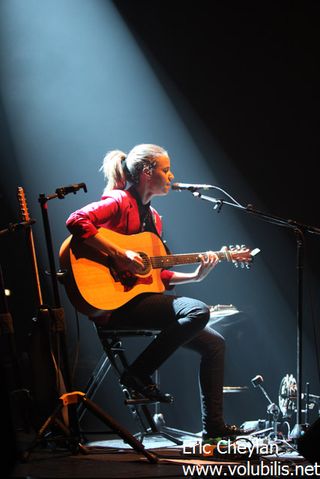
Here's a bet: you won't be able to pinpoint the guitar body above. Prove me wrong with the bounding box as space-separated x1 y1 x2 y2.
60 228 259 317
59 229 167 317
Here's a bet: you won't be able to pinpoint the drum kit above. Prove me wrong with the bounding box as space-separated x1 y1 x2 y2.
210 305 320 436
279 373 320 422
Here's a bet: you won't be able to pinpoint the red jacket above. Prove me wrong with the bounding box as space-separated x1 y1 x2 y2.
66 188 174 289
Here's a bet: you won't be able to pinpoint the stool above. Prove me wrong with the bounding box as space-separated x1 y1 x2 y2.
79 325 195 445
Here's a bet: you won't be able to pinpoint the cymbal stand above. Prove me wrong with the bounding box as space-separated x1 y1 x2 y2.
191 188 320 439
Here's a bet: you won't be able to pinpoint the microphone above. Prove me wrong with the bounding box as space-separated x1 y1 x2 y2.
55 182 87 199
171 182 216 191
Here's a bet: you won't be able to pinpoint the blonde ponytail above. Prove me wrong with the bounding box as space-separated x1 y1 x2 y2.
100 150 127 192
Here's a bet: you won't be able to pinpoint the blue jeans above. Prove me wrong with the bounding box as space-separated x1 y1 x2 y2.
107 293 226 435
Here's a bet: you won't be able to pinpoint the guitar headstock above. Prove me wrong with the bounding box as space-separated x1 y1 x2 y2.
226 244 260 269
17 186 30 222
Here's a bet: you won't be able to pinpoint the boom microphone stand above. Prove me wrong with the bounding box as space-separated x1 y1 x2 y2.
176 185 320 439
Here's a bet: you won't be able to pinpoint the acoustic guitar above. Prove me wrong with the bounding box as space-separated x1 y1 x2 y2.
59 228 260 317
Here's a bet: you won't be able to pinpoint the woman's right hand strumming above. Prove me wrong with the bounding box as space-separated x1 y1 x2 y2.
111 248 144 274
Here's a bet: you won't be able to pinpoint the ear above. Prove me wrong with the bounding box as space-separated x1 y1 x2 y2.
142 166 152 179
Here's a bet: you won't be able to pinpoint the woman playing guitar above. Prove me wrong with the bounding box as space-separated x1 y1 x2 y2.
65 143 246 444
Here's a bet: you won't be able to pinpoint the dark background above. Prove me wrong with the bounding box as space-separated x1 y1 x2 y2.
1 0 319 443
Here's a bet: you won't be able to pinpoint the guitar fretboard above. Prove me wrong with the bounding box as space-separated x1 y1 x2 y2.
150 251 232 269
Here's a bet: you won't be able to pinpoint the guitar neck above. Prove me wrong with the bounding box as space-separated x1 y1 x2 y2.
151 250 232 269
17 187 43 306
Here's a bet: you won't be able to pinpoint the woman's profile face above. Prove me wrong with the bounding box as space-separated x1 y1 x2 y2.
148 155 174 196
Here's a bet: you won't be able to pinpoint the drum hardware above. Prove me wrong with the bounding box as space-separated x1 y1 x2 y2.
240 420 275 438
278 374 320 430
251 374 281 438
223 386 248 394
211 306 248 419
247 373 319 440
278 374 297 420
208 304 240 327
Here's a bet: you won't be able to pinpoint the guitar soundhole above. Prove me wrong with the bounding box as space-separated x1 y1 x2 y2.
108 251 151 287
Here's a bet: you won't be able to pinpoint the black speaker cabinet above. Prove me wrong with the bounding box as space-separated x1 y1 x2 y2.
297 418 320 464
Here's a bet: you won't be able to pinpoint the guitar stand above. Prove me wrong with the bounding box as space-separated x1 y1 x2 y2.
22 391 158 464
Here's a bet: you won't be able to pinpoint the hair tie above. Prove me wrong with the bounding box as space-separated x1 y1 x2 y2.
121 157 133 181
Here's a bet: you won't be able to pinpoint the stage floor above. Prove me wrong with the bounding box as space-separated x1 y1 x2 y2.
12 430 313 479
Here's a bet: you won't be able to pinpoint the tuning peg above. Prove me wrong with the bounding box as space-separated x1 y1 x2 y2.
245 263 251 269
233 261 239 268
251 248 261 257
229 244 235 250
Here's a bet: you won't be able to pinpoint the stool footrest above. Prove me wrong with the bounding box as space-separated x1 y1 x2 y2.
125 397 158 405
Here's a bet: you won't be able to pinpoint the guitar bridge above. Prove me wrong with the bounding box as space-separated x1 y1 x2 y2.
108 264 138 290
118 270 138 288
